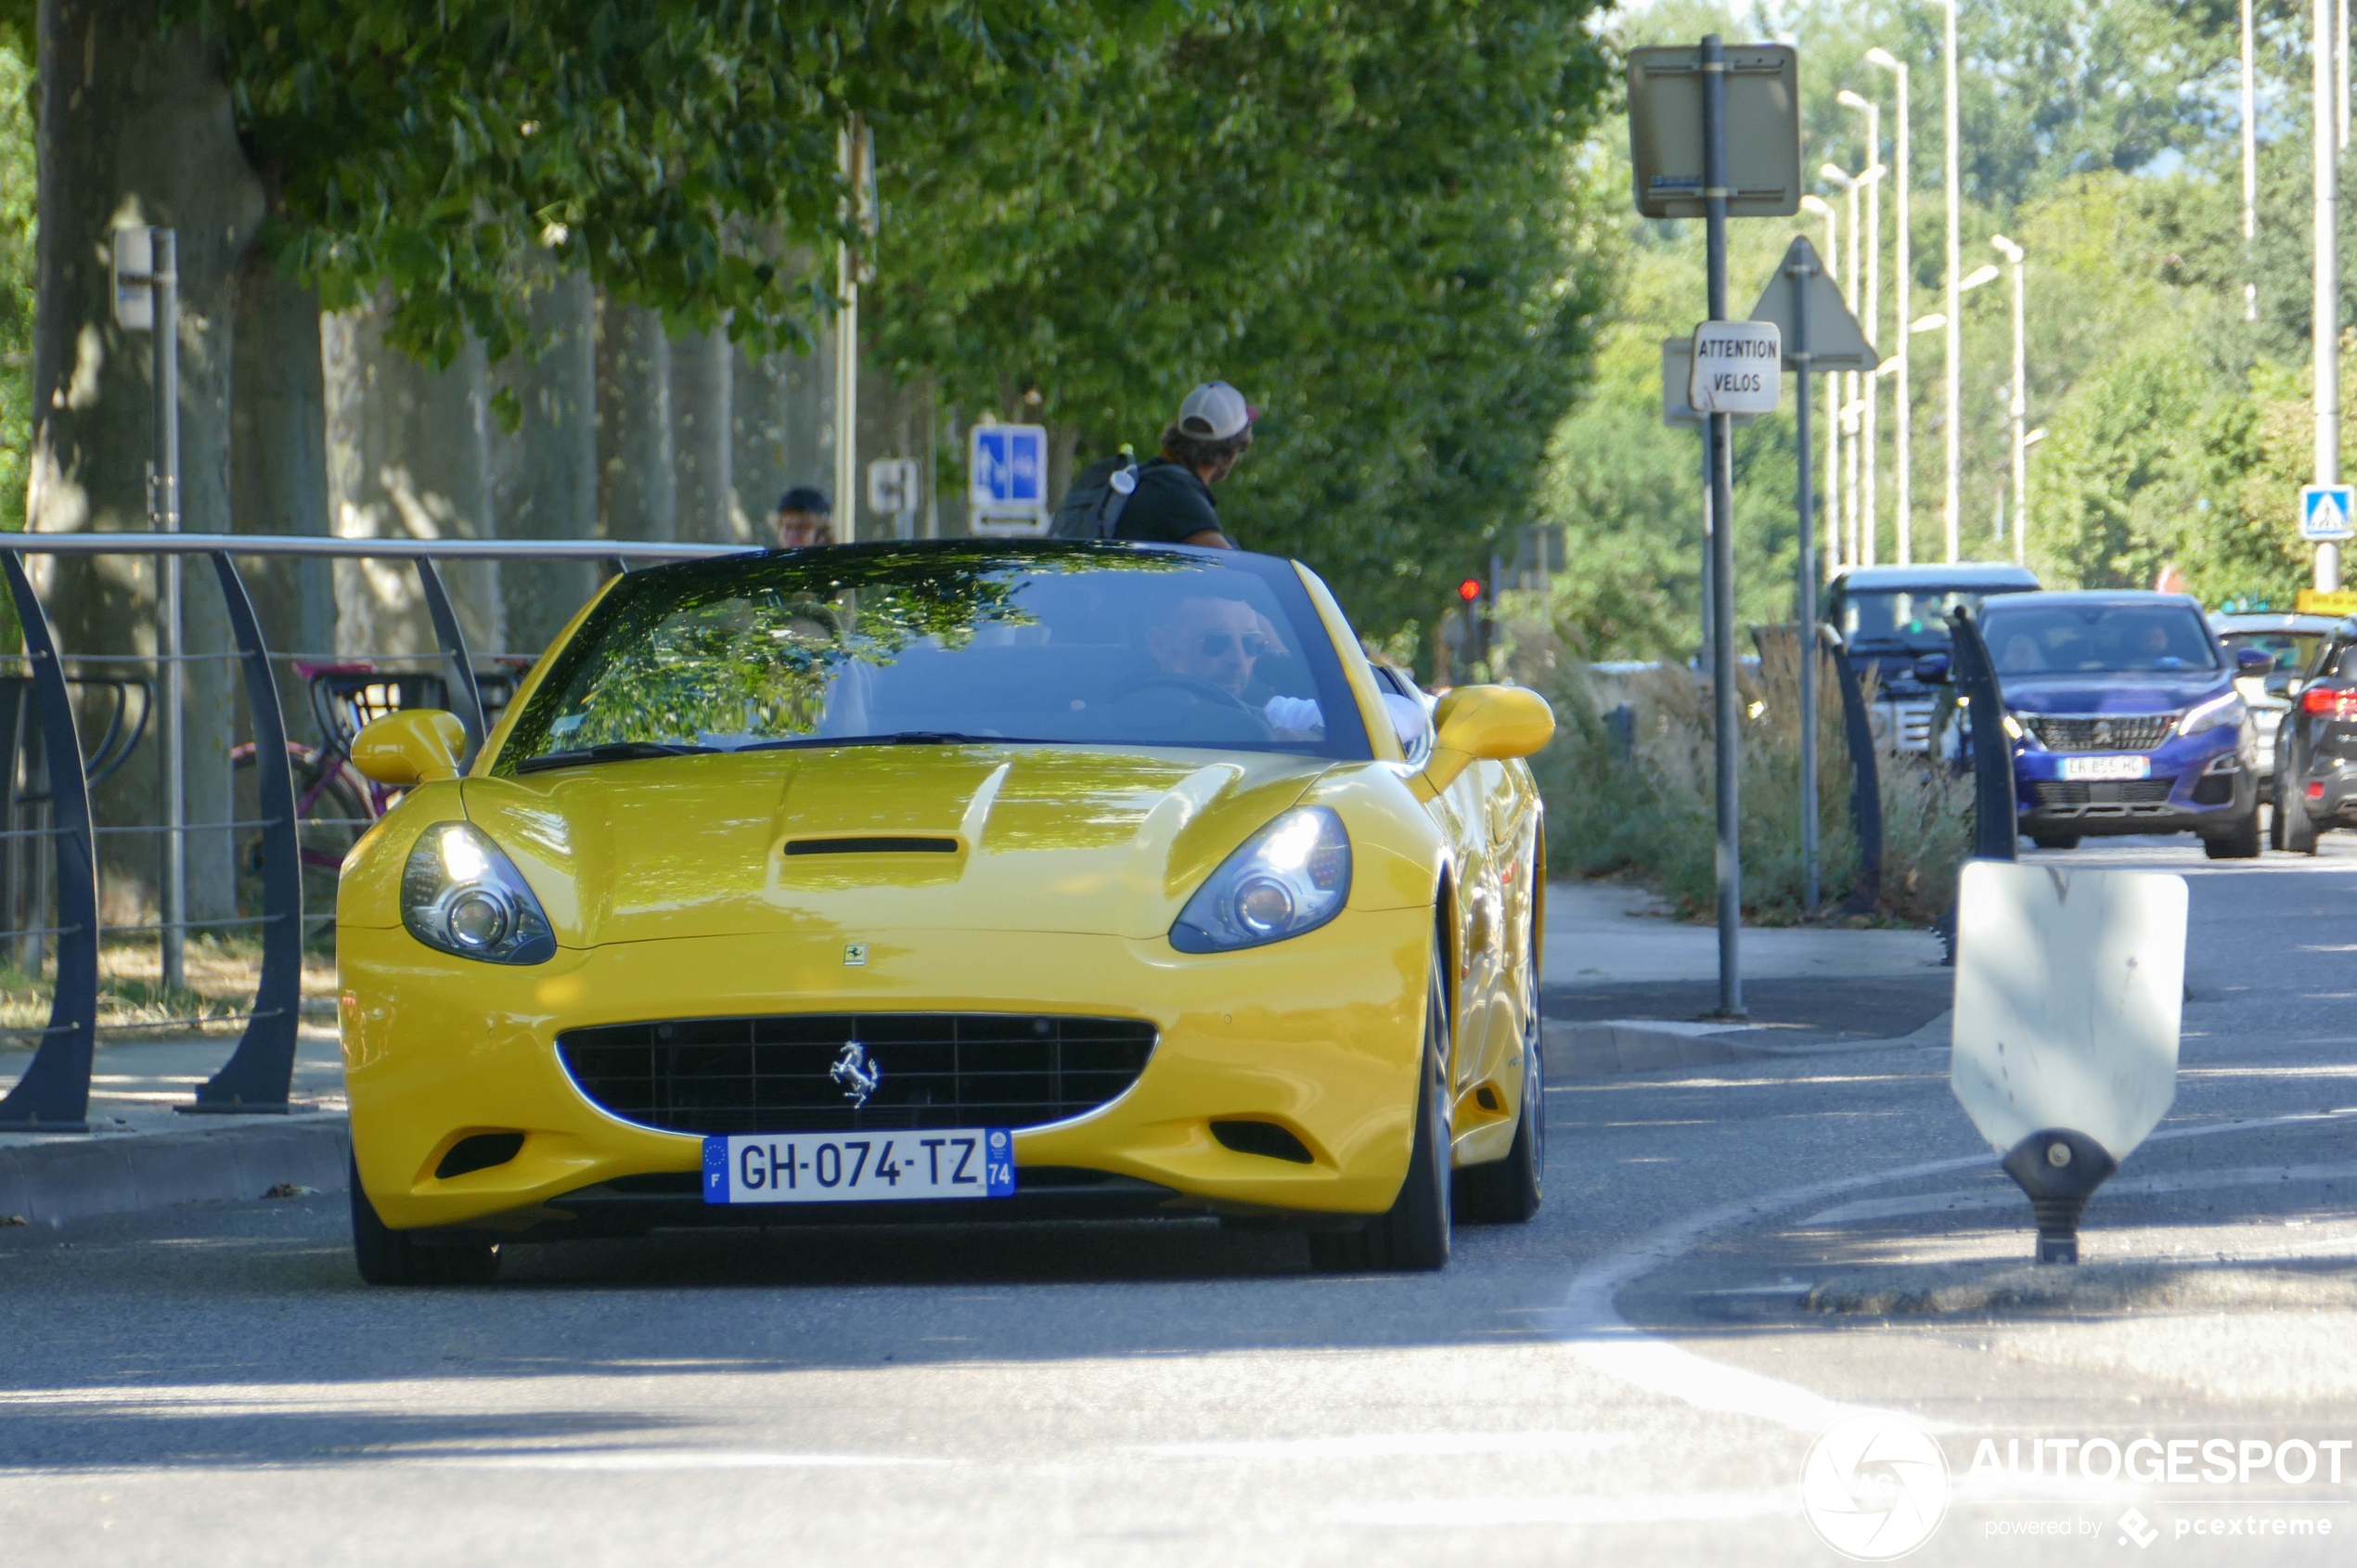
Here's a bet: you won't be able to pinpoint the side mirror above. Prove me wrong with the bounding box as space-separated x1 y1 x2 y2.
2236 648 2276 674
1912 653 1952 684
1421 685 1554 794
351 710 468 788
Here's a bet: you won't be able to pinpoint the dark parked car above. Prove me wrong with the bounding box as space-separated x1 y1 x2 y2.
2208 610 2357 789
1971 592 2266 857
2267 636 2357 853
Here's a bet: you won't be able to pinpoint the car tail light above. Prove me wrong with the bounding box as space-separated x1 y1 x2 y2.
2300 687 2357 718
2310 781 2328 800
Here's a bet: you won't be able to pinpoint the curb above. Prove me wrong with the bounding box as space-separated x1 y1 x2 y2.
0 1117 350 1227
1544 1012 1952 1079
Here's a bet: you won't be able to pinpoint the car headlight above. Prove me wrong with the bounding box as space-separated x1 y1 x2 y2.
401 821 558 965
2179 692 2246 737
1169 806 1352 954
2003 711 2033 744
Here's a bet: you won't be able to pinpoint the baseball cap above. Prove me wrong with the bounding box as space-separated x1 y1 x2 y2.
776 485 831 515
1176 381 1259 442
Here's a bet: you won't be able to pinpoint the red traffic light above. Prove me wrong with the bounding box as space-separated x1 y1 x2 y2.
1457 579 1482 603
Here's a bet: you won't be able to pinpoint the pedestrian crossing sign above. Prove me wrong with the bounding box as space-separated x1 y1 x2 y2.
2301 483 2355 541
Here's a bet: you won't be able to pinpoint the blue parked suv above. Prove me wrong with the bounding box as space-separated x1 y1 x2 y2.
1975 592 2266 857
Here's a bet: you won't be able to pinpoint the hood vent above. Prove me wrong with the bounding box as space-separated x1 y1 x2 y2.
784 836 960 856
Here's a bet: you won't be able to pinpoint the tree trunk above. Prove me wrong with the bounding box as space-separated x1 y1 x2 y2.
489 266 598 655
229 251 334 670
322 300 500 663
669 327 736 543
731 344 790 539
594 294 674 542
30 0 264 930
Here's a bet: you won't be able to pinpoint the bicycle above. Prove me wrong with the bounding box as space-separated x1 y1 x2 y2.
232 659 531 933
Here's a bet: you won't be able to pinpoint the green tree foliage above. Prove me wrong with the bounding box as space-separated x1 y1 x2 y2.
867 0 1617 636
191 0 1157 366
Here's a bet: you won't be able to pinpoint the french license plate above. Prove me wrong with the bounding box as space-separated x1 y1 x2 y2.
702 1129 1015 1205
2059 754 2151 781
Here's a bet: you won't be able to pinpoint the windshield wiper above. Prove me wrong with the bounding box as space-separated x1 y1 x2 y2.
515 741 716 774
742 731 1039 752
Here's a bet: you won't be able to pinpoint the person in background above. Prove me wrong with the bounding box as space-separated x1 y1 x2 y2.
1114 381 1258 548
769 486 834 548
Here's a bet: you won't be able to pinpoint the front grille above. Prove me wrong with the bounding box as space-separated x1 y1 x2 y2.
2029 780 2177 816
2026 714 2176 752
557 1013 1157 1137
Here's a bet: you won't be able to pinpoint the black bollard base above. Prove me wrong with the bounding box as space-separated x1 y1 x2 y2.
2001 1129 2117 1266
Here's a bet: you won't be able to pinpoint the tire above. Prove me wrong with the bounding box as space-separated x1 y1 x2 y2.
1454 1033 1544 1225
350 1155 501 1286
1308 946 1452 1272
2279 770 2321 856
2270 798 2286 851
2202 813 2264 859
2029 834 2080 851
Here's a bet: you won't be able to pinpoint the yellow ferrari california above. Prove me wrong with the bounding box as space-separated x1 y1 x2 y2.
337 540 1552 1283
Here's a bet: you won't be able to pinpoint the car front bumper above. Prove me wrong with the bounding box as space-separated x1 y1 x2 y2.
341 909 1435 1234
2012 727 2255 837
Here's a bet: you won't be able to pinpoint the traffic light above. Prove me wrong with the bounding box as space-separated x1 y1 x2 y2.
1457 578 1483 604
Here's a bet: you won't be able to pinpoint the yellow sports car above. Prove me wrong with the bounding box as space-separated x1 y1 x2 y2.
337 541 1552 1282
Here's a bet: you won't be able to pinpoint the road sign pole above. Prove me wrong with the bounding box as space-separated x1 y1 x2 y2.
1704 33 1743 1018
1793 246 1819 919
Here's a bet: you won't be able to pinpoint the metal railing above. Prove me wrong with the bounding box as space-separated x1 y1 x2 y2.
0 533 748 1133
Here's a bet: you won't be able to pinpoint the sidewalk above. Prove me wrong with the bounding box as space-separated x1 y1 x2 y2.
1540 879 1951 1076
0 1028 349 1225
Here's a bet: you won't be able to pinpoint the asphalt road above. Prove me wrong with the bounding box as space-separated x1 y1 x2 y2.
6 840 2357 1565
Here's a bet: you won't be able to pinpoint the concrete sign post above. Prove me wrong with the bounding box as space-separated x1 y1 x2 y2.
1951 860 2188 1263
1629 35 1798 1020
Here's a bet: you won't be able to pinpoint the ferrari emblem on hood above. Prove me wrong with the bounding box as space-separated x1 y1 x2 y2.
831 1041 881 1108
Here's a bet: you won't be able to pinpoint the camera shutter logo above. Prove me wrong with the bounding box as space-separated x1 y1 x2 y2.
1799 1413 1949 1561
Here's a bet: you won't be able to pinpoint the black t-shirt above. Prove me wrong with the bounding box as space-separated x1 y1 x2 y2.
1114 459 1228 546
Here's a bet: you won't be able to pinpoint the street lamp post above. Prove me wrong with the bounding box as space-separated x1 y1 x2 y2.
1866 47 1913 562
2321 0 2345 592
2243 0 2258 321
1939 0 1963 562
1803 192 1842 577
1822 161 1865 569
1992 236 2027 567
1839 90 1883 566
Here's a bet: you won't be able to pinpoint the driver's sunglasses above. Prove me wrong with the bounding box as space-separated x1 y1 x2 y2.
1201 632 1269 659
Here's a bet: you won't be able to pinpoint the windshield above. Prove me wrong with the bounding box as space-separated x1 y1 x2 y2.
2218 630 2328 678
496 544 1371 769
1838 588 2028 650
1982 603 2221 676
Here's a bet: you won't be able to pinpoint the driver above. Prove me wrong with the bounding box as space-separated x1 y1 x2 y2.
1143 594 1322 739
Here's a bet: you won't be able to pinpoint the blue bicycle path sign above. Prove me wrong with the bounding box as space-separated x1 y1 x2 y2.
2301 483 2355 542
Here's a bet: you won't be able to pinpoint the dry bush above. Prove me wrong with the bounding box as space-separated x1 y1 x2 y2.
1493 593 1967 926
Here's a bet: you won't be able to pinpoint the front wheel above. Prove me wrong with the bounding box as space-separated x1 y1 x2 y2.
2202 812 2263 859
351 1156 501 1286
2279 771 2321 855
1308 946 1452 1272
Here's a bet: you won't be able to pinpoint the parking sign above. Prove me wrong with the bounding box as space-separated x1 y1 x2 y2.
2301 483 2355 541
970 424 1049 534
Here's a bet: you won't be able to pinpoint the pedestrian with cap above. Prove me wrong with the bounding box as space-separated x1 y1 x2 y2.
1112 381 1258 548
769 486 834 549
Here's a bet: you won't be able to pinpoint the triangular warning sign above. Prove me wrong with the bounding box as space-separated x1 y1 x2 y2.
1747 237 1881 371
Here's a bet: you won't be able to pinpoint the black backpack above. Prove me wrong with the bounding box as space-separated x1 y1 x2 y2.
1050 448 1140 539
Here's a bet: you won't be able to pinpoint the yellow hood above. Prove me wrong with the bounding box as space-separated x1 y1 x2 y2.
458 745 1330 948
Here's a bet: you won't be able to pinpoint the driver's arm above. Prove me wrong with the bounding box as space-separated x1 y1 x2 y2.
1182 529 1234 548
